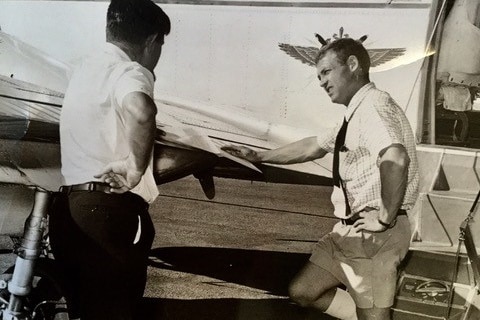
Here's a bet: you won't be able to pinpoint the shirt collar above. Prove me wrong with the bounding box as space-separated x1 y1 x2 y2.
103 42 156 82
344 82 375 121
103 42 132 62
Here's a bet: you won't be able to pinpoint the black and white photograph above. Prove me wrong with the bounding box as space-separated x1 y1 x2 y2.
0 0 480 319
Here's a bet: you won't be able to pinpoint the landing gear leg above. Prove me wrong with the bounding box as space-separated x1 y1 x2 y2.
1 188 68 320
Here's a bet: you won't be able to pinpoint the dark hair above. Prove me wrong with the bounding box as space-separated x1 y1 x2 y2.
106 0 171 46
315 38 370 78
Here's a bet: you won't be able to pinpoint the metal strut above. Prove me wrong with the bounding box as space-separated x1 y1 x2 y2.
2 188 51 320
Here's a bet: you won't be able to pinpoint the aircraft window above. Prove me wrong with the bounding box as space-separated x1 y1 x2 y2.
434 87 480 148
429 0 480 149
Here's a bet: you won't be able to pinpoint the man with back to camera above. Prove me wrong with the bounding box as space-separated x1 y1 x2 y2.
222 37 419 320
48 0 170 319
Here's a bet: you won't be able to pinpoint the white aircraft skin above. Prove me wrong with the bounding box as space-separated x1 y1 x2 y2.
0 0 431 184
0 0 431 132
2 0 480 258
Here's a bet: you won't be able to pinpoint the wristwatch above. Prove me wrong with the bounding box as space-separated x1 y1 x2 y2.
377 218 396 229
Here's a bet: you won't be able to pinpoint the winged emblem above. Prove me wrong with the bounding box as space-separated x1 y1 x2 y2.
278 28 405 68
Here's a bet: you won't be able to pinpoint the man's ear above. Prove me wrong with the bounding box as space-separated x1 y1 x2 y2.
145 33 159 47
346 55 360 73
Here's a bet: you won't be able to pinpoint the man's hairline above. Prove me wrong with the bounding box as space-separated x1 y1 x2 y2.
315 49 350 70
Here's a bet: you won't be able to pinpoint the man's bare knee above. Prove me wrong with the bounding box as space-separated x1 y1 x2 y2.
288 262 339 309
288 277 319 307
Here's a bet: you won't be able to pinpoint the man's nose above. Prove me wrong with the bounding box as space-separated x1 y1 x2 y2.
319 77 327 88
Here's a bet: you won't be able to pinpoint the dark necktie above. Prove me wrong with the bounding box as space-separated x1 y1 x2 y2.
333 118 351 215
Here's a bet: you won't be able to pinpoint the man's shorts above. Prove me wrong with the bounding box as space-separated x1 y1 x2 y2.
310 215 411 309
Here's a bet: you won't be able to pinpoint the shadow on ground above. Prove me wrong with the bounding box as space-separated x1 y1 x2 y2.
139 297 331 320
149 247 310 296
140 247 334 320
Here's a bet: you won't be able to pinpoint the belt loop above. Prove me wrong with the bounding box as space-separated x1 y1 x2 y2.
88 183 94 191
59 186 71 195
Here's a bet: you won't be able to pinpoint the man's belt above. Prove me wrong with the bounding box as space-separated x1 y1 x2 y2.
341 209 407 226
60 182 111 194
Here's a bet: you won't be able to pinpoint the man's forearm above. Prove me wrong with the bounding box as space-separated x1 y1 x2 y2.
258 136 327 164
379 145 409 224
126 116 155 174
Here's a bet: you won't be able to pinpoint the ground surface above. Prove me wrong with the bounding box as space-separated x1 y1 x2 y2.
1 177 337 319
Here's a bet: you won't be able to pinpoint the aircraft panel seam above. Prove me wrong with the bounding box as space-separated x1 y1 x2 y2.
154 1 430 9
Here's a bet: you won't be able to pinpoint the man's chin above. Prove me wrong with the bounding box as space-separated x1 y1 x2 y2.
329 95 345 105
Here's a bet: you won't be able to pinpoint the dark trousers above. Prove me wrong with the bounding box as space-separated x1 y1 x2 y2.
49 190 155 320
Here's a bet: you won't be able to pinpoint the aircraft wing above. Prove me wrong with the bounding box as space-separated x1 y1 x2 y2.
0 76 332 195
0 29 333 198
0 75 62 140
0 74 63 189
155 97 333 188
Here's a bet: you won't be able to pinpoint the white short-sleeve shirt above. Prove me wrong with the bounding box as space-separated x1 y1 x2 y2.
60 43 159 203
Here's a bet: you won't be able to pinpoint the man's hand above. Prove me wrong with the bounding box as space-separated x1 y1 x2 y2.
352 210 388 233
221 145 262 162
94 159 143 194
